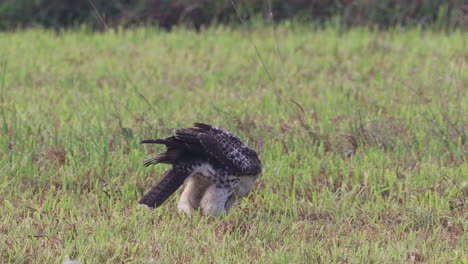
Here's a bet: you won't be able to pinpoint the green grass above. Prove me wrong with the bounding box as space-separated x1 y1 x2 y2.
0 25 466 263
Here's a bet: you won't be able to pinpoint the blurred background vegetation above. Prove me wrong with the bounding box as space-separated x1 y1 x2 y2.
0 0 466 31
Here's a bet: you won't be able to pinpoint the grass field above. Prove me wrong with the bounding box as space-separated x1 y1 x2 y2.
0 25 466 263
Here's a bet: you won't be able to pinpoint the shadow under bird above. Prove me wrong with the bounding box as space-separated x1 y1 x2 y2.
139 123 262 216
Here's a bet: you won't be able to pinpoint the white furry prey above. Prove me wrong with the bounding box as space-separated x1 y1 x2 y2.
178 174 210 214
177 163 217 214
178 164 257 215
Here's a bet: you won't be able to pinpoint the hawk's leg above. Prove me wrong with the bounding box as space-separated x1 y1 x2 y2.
178 174 210 214
224 194 236 212
201 179 240 216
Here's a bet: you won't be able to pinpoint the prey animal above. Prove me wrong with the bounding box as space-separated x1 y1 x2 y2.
139 123 262 216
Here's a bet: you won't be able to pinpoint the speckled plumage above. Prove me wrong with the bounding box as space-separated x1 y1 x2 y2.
139 123 262 215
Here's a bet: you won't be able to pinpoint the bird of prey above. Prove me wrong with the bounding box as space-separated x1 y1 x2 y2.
139 123 262 216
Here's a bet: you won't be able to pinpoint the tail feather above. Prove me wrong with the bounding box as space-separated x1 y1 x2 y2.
141 136 183 167
140 137 174 145
139 168 189 208
143 156 162 167
142 150 179 166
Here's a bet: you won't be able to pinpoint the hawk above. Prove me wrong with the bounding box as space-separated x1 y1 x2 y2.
139 123 262 216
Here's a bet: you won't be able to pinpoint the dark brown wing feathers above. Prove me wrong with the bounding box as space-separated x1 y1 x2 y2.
173 128 201 143
193 122 213 131
175 123 261 175
139 168 189 208
141 123 262 174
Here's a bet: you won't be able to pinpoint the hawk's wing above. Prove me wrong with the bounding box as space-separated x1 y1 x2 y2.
174 123 262 175
139 168 190 208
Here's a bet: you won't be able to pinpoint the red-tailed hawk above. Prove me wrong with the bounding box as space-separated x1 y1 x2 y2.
139 123 262 216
